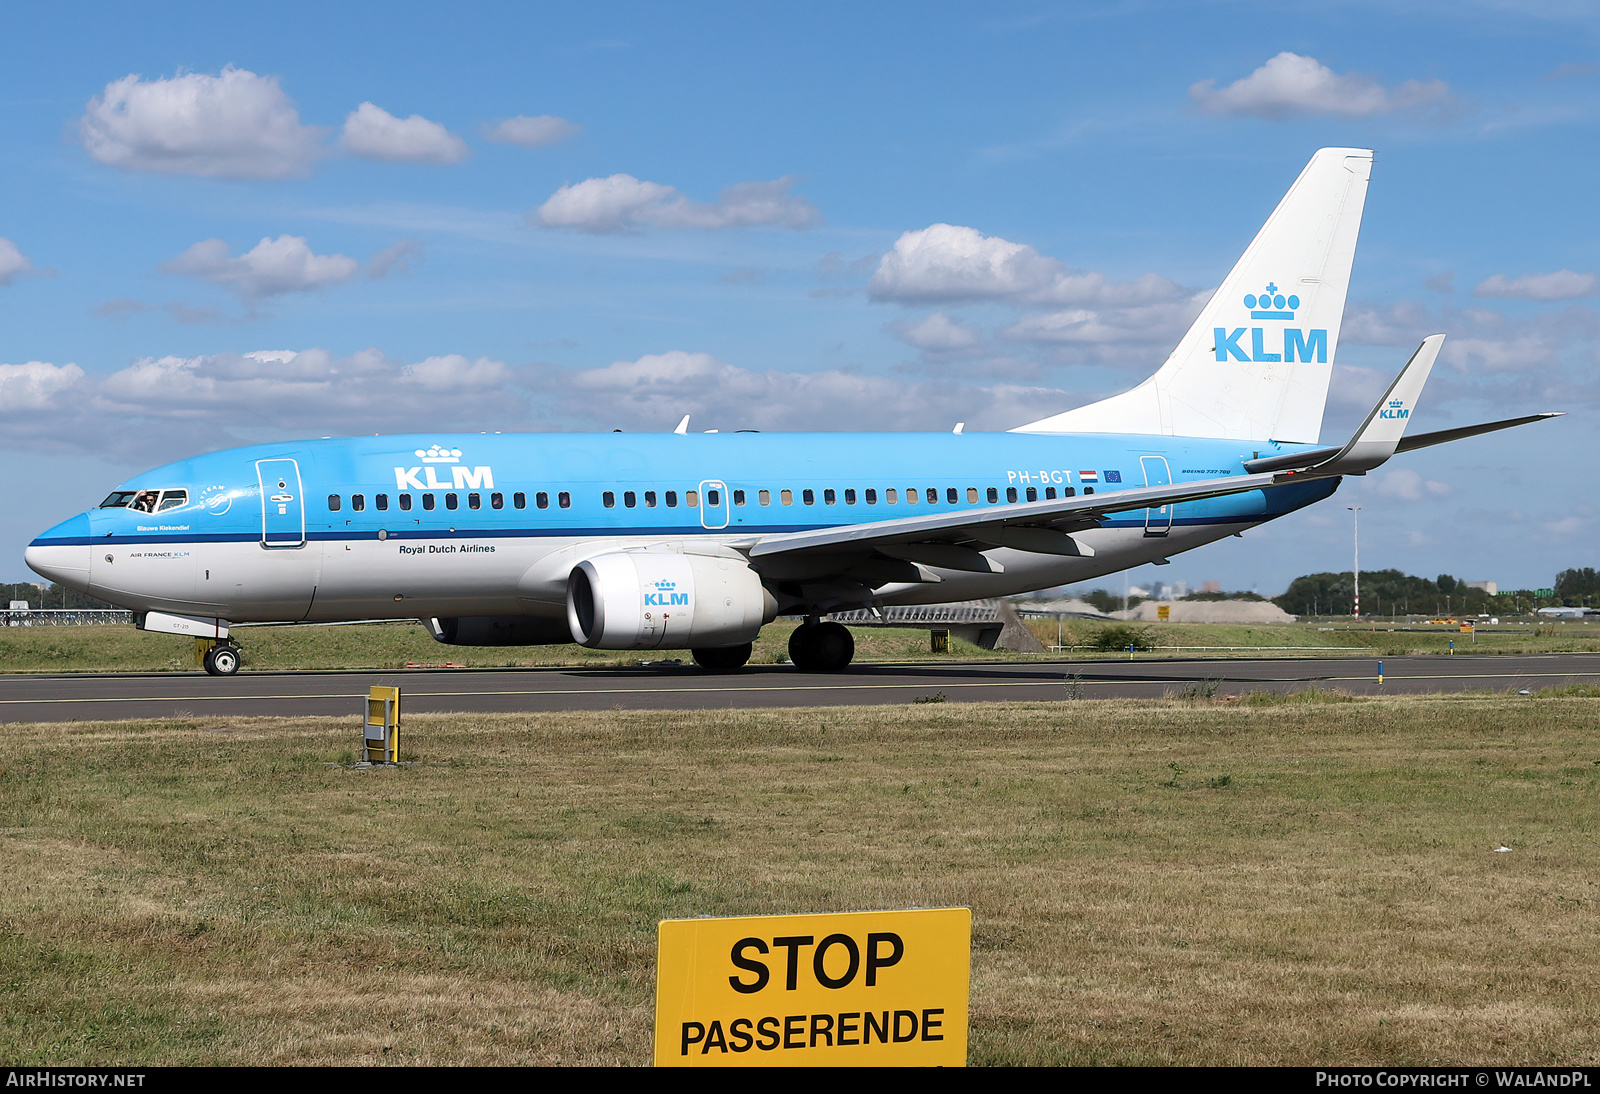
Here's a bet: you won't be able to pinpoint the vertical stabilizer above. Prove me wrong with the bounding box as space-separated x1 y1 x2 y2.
1012 148 1372 442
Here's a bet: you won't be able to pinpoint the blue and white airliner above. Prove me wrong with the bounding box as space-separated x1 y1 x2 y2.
25 148 1556 675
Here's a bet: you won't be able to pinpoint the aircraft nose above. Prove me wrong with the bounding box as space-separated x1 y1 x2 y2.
25 513 94 592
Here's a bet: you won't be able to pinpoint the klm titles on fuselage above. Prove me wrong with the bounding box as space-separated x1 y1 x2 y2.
1215 283 1327 364
392 446 494 492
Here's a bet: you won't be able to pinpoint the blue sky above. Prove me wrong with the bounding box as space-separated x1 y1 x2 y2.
2 1 1596 595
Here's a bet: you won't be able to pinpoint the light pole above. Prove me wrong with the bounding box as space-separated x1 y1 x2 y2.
1348 506 1361 620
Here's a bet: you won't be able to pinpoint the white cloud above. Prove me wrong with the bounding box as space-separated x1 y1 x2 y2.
534 175 818 233
889 312 982 351
1001 296 1205 349
339 102 469 164
367 240 421 279
1474 270 1596 301
2 344 1092 461
0 238 36 285
1189 52 1454 121
161 236 361 300
1375 468 1452 501
0 361 83 413
867 223 1181 307
78 67 324 179
484 114 580 147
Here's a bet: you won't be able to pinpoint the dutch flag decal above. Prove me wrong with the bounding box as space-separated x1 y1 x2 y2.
1078 470 1099 484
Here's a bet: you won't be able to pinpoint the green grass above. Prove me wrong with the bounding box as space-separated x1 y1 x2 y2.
2 694 1598 1065
3 617 1598 674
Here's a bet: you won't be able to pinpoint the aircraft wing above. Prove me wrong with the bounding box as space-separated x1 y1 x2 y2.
1245 336 1561 476
745 471 1284 571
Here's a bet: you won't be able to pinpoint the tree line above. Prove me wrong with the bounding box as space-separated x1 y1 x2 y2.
1273 568 1598 617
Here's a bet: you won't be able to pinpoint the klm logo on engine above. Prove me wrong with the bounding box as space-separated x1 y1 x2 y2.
1379 399 1410 420
644 579 690 607
1214 282 1326 363
393 444 495 491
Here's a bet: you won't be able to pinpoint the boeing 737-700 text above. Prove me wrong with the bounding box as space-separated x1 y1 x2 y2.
25 148 1558 675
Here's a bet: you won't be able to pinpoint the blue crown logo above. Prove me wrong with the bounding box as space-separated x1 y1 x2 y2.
654 580 676 591
1244 282 1299 320
1388 399 1404 408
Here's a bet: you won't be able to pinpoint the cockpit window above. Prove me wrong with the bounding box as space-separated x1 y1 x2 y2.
99 489 188 512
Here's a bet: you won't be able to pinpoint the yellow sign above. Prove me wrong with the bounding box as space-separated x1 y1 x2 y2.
1157 604 1171 621
1459 622 1474 633
654 907 970 1067
365 686 400 763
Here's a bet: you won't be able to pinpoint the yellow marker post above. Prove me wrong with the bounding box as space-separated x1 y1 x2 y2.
655 908 971 1067
365 685 400 763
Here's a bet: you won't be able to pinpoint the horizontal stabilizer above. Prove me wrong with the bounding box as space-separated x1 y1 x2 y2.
1396 413 1563 454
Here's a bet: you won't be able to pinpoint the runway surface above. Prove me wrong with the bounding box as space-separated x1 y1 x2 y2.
2 653 1597 722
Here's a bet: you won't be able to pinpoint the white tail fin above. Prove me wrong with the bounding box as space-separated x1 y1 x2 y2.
1013 147 1372 443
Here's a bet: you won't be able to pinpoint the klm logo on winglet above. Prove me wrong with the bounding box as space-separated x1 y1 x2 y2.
1379 399 1410 420
1215 281 1326 363
644 579 690 607
394 444 495 491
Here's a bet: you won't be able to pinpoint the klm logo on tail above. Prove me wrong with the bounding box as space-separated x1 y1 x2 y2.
1215 282 1327 364
1379 399 1410 420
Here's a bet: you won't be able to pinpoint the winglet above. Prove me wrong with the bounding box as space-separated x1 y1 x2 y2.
1304 334 1443 477
673 414 690 435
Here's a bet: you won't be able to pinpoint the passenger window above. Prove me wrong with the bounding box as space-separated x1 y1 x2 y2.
533 493 545 509
446 493 458 510
844 489 856 504
624 491 636 508
352 494 365 512
927 488 938 504
967 487 978 503
469 493 481 510
707 489 720 506
886 488 898 504
802 489 815 505
1045 487 1057 500
666 491 678 507
905 488 917 505
1064 487 1076 497
732 489 745 506
1083 487 1094 495
377 494 389 511
1026 487 1037 502
422 494 435 511
986 487 998 503
780 489 793 506
824 489 836 505
865 489 877 504
400 494 413 511
490 493 503 510
645 491 658 508
686 490 699 506
558 492 571 508
946 488 957 504
328 495 341 512
603 491 616 508
1006 488 1018 503
759 489 771 506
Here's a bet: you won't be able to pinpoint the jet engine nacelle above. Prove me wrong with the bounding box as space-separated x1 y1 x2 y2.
427 615 574 646
566 550 775 650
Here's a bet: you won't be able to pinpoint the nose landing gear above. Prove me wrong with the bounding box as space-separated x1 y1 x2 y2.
202 640 242 676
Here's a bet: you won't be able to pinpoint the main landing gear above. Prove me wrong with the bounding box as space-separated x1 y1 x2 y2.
202 640 242 677
692 642 753 672
788 621 854 672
